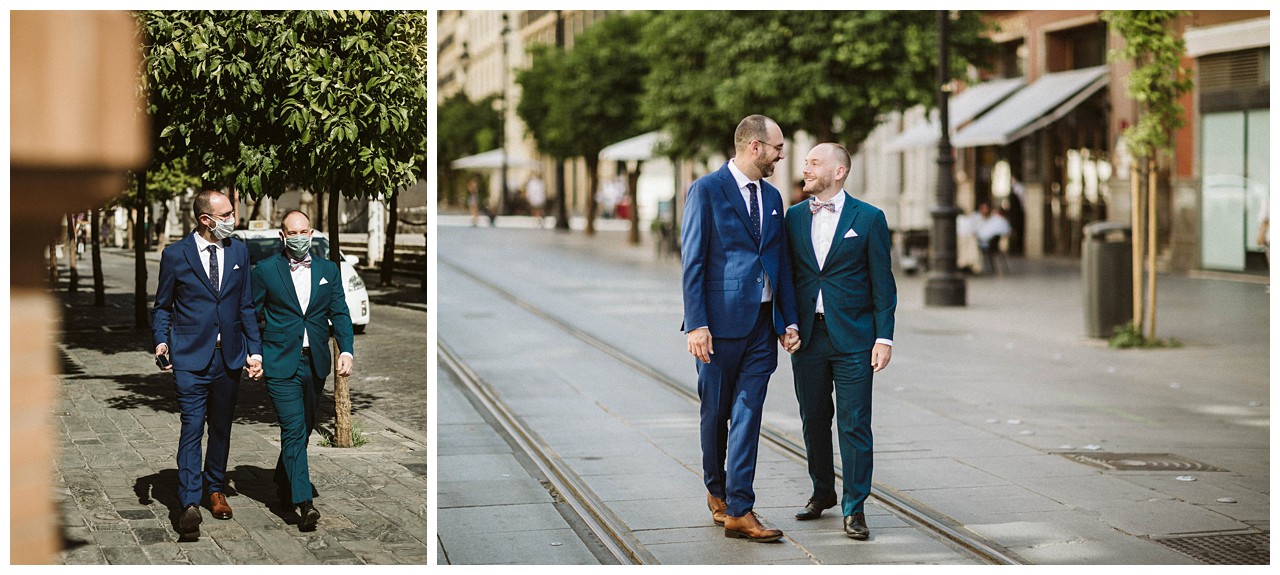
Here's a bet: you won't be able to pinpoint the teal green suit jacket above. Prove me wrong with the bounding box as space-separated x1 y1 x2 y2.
785 192 896 354
251 252 354 379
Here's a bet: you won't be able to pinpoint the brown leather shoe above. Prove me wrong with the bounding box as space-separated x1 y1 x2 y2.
724 511 783 542
209 492 233 520
706 493 728 526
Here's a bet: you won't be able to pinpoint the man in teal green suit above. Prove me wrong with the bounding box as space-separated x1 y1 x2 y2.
251 210 355 531
784 143 896 540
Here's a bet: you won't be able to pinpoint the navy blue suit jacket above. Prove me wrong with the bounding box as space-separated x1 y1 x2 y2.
681 163 797 338
152 234 262 372
785 192 896 354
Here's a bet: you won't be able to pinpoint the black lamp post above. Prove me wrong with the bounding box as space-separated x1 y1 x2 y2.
925 9 966 306
499 13 511 216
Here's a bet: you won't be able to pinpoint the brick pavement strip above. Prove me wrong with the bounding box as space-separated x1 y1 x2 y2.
54 303 427 565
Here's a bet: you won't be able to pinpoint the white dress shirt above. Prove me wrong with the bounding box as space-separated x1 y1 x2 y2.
810 191 892 348
726 161 773 303
290 255 353 359
192 233 225 344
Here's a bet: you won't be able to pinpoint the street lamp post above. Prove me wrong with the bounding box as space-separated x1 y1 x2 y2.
499 13 511 216
925 10 966 306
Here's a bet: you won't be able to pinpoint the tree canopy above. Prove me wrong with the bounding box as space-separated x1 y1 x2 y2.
1101 10 1193 159
640 11 996 158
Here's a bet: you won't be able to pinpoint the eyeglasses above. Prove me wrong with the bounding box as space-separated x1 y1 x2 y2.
202 210 234 220
755 139 784 154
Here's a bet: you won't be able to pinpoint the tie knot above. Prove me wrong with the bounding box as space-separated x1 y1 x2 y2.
809 198 837 214
206 245 218 253
746 182 758 194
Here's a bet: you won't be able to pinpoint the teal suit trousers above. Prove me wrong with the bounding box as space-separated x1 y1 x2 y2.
266 353 325 505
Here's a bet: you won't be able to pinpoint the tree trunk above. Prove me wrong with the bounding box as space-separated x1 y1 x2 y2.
1130 161 1142 332
554 159 570 231
627 161 643 245
1146 158 1158 340
328 188 353 448
66 214 79 293
92 208 105 307
586 157 600 236
315 189 326 232
135 174 149 329
380 192 399 287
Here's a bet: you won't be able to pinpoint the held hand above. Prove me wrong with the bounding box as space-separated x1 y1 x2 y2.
779 328 801 354
337 355 353 377
246 358 263 380
687 327 713 364
871 343 892 373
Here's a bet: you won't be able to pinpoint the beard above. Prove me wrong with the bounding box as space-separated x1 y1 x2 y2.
804 173 832 195
756 155 777 178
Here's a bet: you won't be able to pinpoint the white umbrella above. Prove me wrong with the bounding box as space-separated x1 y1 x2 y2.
450 148 541 171
599 131 669 162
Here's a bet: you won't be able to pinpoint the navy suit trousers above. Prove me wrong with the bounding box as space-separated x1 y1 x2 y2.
697 303 777 517
173 358 241 508
791 319 874 515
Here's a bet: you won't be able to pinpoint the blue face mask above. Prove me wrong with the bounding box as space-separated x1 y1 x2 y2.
284 234 312 260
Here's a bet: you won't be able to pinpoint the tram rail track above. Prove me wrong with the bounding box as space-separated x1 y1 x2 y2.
440 256 1028 565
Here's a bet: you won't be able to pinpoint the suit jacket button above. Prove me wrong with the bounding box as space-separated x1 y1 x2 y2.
757 277 762 283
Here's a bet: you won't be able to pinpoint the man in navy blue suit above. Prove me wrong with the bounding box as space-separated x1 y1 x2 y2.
785 143 896 540
681 114 799 542
153 189 262 540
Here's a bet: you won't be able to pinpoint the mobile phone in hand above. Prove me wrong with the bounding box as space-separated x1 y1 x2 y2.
155 354 172 370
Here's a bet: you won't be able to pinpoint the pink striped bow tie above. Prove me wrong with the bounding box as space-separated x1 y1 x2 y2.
290 257 312 271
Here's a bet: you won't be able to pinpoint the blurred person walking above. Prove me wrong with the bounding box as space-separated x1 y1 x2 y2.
681 114 799 543
152 189 263 540
784 143 896 540
252 210 355 531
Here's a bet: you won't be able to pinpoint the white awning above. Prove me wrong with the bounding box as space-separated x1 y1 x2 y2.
952 65 1109 148
449 148 541 171
884 77 1024 151
599 131 669 162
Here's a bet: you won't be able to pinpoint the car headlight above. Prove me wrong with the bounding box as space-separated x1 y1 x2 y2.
348 273 365 290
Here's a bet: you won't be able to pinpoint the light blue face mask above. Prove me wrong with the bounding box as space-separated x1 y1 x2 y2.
206 215 236 240
284 234 312 260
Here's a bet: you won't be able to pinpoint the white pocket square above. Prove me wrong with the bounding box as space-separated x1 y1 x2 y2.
844 229 859 238
319 278 329 285
771 209 778 216
233 264 241 270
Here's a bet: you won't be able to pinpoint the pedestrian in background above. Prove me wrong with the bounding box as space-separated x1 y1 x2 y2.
681 114 799 543
152 189 263 541
526 173 547 228
252 210 355 532
785 143 896 540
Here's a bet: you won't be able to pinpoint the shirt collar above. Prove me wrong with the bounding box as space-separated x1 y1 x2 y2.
193 232 219 251
726 160 757 192
812 190 849 212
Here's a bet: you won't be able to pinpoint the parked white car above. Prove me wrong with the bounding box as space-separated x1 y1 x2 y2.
231 229 370 333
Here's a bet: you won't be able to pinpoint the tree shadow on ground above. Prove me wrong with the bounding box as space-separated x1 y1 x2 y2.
91 369 379 428
58 291 157 357
132 468 189 538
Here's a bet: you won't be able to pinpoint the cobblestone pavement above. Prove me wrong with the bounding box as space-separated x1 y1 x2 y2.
52 255 427 565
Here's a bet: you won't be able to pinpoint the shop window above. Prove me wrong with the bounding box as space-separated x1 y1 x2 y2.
1045 22 1107 73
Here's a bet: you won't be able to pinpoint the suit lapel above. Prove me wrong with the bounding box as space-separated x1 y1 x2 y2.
823 193 861 269
274 255 304 314
183 236 218 297
715 166 756 247
795 204 821 271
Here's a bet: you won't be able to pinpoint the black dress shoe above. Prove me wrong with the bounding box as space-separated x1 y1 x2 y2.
178 504 202 540
298 501 320 532
844 512 869 540
795 496 838 521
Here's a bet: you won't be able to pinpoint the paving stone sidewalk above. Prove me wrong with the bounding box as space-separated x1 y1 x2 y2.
51 283 427 565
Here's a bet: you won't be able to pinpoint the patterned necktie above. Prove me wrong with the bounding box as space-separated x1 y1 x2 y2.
810 197 837 214
290 257 312 272
747 182 761 243
206 245 219 292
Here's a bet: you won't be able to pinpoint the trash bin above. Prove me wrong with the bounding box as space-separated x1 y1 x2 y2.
1082 222 1134 338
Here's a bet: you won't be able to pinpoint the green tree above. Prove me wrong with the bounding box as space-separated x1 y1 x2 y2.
517 11 652 235
138 9 428 447
437 92 501 206
641 11 995 157
1101 10 1193 343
